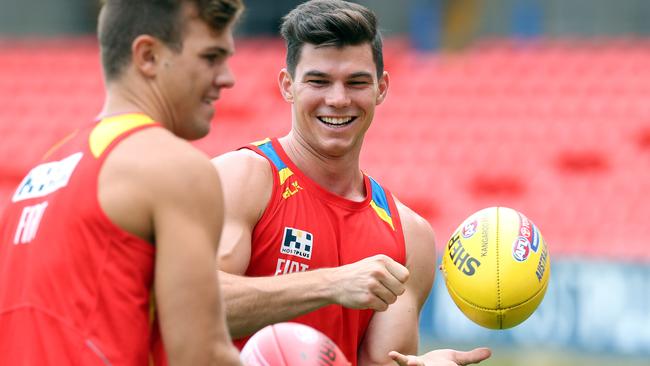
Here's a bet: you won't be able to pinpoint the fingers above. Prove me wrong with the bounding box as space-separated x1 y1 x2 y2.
388 351 408 365
383 256 410 283
368 281 396 311
370 254 409 297
371 256 409 308
378 269 406 297
389 351 421 366
454 348 492 365
335 255 410 310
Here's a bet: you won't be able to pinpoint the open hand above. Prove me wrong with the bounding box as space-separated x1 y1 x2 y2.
389 347 491 366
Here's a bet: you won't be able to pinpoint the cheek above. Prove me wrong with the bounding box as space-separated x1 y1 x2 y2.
358 91 380 109
295 91 320 112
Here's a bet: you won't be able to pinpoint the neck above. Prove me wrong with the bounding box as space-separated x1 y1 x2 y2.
278 133 366 201
99 74 172 128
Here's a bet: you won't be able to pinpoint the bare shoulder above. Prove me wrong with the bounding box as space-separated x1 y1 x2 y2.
110 127 219 193
394 196 436 248
393 196 437 301
99 127 221 240
211 148 273 221
211 148 274 272
211 148 272 187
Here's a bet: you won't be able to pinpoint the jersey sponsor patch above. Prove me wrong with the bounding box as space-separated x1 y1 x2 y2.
12 152 83 202
275 258 309 275
281 227 314 259
13 201 49 244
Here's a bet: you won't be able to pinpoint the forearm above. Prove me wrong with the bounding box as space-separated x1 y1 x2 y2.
157 261 242 365
358 297 420 366
220 270 335 338
208 281 243 366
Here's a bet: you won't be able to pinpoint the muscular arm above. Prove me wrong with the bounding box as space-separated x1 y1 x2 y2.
213 150 333 337
219 266 336 337
358 200 436 366
358 200 491 366
100 128 240 365
213 151 409 339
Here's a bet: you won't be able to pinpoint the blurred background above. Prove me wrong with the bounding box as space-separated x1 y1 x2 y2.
1 0 649 365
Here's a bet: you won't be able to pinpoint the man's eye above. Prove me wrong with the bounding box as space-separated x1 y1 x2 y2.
307 79 328 85
203 54 219 64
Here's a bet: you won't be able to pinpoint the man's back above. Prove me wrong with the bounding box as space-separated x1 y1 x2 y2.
0 114 161 365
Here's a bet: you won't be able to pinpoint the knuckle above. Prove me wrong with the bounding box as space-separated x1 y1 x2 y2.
370 268 384 278
361 293 374 306
403 271 410 281
374 254 388 263
367 279 381 291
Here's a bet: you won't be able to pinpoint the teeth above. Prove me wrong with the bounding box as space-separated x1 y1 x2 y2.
320 116 353 125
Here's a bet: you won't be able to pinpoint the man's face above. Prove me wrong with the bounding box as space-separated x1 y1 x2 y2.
157 5 236 140
280 42 388 157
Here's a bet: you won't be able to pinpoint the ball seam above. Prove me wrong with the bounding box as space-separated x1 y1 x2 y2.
270 325 289 365
496 207 502 328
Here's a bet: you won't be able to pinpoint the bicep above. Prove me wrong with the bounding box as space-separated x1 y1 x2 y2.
217 205 253 274
212 151 272 274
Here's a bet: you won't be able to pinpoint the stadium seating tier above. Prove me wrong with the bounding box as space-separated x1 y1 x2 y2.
1 37 648 261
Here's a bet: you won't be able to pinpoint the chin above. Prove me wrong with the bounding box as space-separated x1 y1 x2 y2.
317 139 353 157
179 120 211 141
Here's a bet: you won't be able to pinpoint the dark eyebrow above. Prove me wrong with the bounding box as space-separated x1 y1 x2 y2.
204 46 233 57
302 70 374 79
303 70 329 78
348 71 373 79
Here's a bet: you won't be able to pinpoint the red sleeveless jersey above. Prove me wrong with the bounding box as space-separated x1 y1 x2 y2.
0 114 164 365
235 138 406 365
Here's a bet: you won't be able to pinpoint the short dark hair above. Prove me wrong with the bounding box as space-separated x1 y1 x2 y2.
98 0 244 81
280 0 383 79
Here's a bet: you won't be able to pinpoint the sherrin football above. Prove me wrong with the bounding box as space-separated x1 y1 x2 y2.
441 207 550 329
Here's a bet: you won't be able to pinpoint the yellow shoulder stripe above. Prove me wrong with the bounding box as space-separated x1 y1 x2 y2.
279 167 294 185
370 200 395 231
252 137 272 146
89 114 155 158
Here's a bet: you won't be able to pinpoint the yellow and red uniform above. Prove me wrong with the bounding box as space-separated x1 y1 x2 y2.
0 114 163 365
234 138 406 365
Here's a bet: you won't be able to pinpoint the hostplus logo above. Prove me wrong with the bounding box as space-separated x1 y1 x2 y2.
281 227 313 259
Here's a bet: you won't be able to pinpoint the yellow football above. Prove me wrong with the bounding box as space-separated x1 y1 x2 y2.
441 207 550 329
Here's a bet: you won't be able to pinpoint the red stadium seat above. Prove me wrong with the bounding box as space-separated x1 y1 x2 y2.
1 37 649 260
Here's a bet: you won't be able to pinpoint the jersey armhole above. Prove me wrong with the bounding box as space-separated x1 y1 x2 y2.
239 145 282 233
91 118 163 247
385 190 407 266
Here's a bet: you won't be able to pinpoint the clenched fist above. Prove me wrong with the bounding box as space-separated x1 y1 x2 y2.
327 254 410 311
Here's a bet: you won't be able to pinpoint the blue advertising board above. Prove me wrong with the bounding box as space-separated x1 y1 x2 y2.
421 259 650 356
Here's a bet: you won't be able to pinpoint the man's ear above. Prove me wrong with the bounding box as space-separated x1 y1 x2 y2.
278 68 294 103
131 35 162 78
376 71 389 105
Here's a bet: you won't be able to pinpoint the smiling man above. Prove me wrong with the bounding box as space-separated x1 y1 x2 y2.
212 1 490 365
